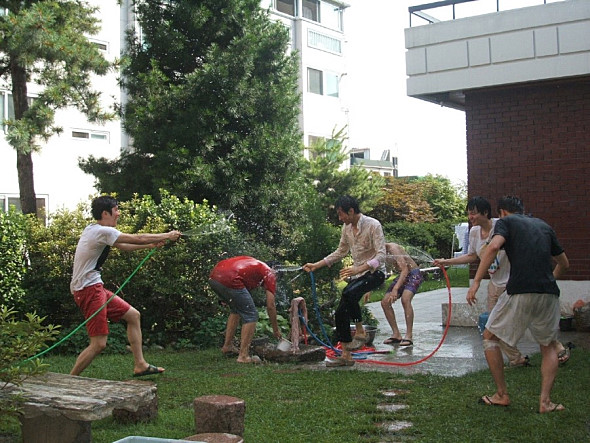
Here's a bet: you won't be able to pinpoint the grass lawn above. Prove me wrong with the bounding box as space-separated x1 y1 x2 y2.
23 338 589 443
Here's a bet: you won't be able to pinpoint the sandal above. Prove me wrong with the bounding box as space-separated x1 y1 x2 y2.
133 364 165 377
508 355 531 368
383 337 402 345
557 347 570 366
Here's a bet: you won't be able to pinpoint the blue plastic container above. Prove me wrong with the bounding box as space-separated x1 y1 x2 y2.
478 312 489 333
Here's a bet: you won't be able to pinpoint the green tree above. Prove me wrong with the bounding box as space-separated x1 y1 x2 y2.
369 176 435 223
304 127 385 224
417 174 466 222
0 0 114 215
80 0 303 246
370 174 465 224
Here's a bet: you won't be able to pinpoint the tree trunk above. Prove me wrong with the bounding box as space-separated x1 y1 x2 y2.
10 59 37 215
16 151 37 214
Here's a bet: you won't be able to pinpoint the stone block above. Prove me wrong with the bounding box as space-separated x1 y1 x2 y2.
20 414 90 443
193 395 245 436
441 303 482 327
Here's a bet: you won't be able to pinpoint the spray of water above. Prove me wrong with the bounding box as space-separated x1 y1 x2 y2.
182 211 234 237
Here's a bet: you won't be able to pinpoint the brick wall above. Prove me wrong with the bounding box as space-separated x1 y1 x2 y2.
465 77 590 280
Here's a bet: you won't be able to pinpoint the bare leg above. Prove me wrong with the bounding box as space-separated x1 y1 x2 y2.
482 330 510 406
499 340 526 366
400 290 415 341
222 313 240 353
381 297 402 340
539 342 564 413
237 321 256 363
122 307 162 374
354 320 365 338
70 335 107 376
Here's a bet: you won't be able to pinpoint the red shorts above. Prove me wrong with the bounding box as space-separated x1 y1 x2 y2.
73 283 131 337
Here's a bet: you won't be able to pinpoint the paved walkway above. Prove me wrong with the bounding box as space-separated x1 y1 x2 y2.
316 287 586 376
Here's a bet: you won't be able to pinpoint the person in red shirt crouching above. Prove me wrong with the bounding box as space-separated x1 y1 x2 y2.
209 256 282 363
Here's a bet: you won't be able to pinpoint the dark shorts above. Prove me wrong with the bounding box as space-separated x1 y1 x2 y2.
73 283 131 337
387 268 424 296
209 279 258 323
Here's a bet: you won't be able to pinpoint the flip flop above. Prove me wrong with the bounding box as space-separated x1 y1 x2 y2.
508 355 531 368
133 364 165 377
478 395 509 407
557 347 570 365
383 337 402 345
399 339 413 347
540 403 565 414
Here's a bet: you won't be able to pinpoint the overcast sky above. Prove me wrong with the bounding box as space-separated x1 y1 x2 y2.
343 0 559 185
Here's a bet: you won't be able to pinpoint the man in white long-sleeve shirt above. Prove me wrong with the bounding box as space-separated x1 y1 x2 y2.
304 195 386 367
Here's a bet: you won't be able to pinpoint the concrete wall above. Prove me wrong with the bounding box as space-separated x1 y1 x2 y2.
405 0 590 106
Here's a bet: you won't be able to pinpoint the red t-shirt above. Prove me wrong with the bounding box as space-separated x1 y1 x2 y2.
209 256 276 293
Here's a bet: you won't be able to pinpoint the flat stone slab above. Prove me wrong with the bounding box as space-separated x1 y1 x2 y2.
5 372 157 422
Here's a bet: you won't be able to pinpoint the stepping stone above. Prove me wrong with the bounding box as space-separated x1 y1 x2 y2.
377 403 407 412
377 420 413 432
380 389 411 397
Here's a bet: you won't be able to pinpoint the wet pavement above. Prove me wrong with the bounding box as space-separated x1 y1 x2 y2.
304 287 588 376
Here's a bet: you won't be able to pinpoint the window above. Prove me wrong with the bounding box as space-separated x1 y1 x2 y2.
0 193 48 224
90 40 109 53
275 0 295 16
0 92 34 133
307 68 339 97
320 1 343 31
71 129 110 142
325 72 339 97
308 30 342 54
307 68 323 95
303 0 319 21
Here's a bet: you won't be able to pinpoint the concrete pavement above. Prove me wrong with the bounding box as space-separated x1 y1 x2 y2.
337 287 584 376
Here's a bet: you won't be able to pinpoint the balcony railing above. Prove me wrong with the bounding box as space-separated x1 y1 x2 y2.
409 0 558 27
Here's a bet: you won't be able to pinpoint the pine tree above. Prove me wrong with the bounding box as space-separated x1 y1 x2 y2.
0 0 114 214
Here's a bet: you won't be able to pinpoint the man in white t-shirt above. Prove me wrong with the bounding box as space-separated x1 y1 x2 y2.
434 196 528 367
70 196 181 376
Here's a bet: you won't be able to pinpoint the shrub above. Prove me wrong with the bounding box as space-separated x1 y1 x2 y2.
0 306 59 431
21 193 281 350
0 209 29 311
